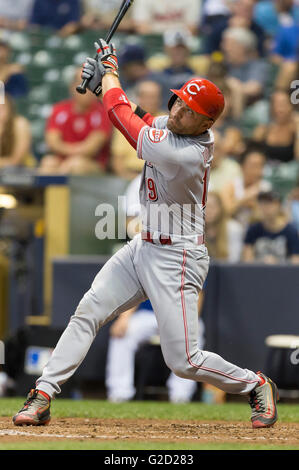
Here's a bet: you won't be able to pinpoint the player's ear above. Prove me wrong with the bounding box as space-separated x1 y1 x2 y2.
203 118 214 131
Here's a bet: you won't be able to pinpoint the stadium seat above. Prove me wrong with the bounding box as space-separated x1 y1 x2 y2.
63 35 84 51
9 32 31 51
188 55 210 75
61 65 77 85
30 28 52 50
32 50 54 67
264 63 280 98
44 35 63 50
27 103 41 120
15 98 30 118
143 34 164 53
146 54 169 72
43 69 61 83
80 30 106 50
72 51 90 66
28 84 52 103
265 335 299 396
15 52 33 67
240 100 269 138
264 161 299 199
31 119 46 140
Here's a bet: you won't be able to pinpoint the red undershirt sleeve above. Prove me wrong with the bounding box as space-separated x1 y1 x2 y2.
103 88 148 150
142 113 155 126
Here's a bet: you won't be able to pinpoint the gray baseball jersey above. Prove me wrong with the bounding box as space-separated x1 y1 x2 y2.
137 116 214 237
36 113 260 399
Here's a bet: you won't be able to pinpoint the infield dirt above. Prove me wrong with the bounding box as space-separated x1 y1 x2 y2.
0 417 298 446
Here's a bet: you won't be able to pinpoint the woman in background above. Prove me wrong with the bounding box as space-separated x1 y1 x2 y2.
205 191 244 263
253 89 299 163
221 146 271 228
0 95 34 168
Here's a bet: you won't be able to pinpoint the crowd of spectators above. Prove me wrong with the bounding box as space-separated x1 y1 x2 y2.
0 0 298 265
0 94 33 169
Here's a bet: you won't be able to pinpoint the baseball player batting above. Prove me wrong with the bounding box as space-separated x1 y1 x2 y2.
13 40 278 429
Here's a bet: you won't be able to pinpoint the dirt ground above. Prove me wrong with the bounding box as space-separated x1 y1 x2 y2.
0 417 298 446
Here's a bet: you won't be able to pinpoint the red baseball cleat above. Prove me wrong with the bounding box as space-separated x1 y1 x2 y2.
13 389 51 426
248 372 279 429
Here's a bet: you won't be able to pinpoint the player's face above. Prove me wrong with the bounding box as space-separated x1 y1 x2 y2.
167 97 213 136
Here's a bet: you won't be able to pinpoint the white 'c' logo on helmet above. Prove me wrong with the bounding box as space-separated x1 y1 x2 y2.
186 83 203 96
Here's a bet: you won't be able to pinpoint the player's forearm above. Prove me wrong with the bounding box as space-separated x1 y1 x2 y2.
102 76 153 122
102 81 146 150
102 73 122 96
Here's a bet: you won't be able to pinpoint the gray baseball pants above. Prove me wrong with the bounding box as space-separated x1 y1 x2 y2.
37 236 260 397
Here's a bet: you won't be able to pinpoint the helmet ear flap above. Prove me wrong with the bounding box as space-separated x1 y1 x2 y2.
168 94 178 111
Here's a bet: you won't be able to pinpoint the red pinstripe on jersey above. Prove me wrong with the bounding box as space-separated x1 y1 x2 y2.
180 250 259 386
201 168 209 208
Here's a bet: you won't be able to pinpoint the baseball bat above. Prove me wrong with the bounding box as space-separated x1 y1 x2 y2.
76 0 135 95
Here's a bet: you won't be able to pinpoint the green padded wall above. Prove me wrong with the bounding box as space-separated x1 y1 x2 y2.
69 175 129 255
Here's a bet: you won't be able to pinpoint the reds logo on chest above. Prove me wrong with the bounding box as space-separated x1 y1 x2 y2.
148 128 168 143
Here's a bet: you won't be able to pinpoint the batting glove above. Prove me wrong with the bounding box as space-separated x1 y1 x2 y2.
81 40 119 97
95 39 119 75
81 57 104 96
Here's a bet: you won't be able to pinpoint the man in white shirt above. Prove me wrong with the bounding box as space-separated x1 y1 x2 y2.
132 0 202 35
0 0 33 30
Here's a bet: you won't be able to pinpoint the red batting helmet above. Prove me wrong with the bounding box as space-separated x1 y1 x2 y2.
168 78 225 122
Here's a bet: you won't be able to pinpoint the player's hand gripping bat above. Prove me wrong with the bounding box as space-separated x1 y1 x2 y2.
76 0 135 95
